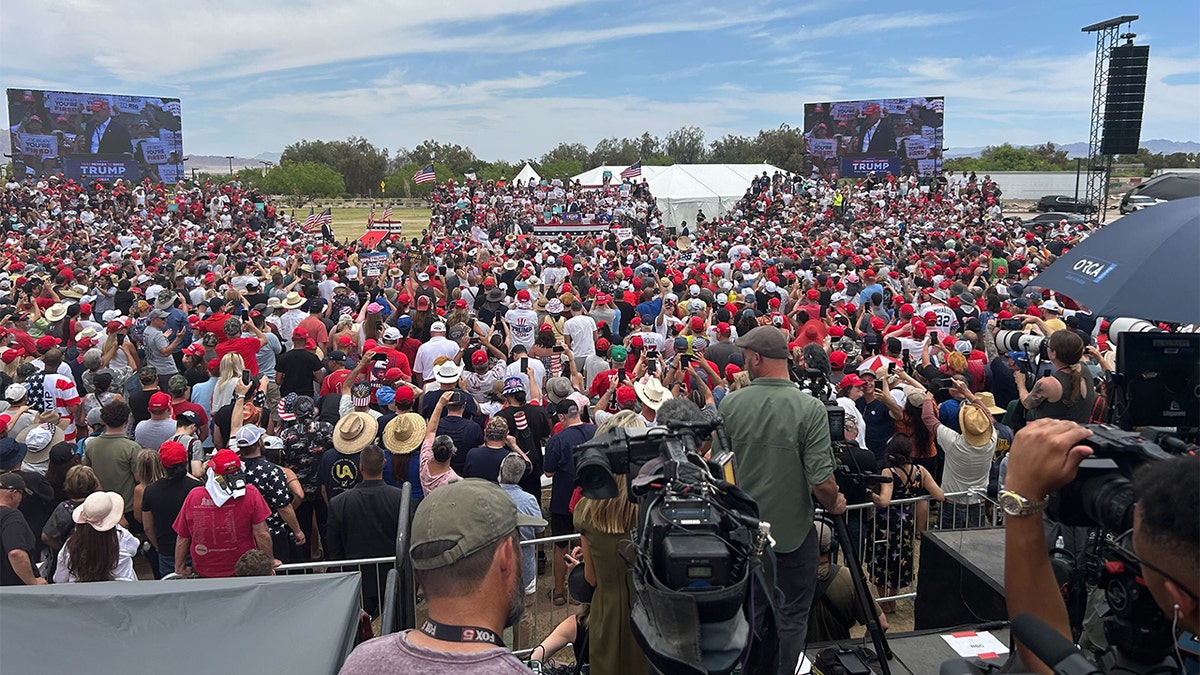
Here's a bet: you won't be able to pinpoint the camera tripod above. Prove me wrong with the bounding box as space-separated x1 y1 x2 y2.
828 511 893 675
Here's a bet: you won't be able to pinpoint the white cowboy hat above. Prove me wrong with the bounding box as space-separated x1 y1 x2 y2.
634 377 673 411
282 292 305 310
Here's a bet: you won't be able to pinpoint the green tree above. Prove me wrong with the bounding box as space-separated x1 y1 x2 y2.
709 134 761 163
260 161 345 206
636 132 662 161
408 140 478 175
754 124 807 173
537 158 585 180
1032 142 1070 169
280 137 388 196
384 161 453 199
540 142 591 167
476 160 519 183
588 137 640 167
664 126 707 164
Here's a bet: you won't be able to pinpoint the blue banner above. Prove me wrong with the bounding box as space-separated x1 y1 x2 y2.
63 158 141 182
839 156 902 178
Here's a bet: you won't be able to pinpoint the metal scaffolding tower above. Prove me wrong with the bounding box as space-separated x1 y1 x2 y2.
1081 15 1138 221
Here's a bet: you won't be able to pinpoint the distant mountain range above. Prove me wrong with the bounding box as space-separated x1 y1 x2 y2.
943 139 1200 159
184 152 282 174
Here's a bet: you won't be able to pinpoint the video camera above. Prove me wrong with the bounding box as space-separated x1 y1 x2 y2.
572 419 776 675
1044 423 1196 671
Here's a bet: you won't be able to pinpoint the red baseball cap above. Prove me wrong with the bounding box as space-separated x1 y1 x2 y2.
395 385 415 403
148 391 172 413
471 349 488 366
384 367 404 381
829 350 847 368
616 385 637 407
159 441 188 467
828 325 845 338
716 322 731 336
689 316 705 332
208 448 242 476
841 374 866 388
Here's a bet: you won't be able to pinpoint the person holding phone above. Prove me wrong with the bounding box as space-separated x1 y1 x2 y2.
143 309 185 388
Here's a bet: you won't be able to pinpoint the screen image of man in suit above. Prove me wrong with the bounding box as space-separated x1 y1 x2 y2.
85 99 133 155
857 103 896 155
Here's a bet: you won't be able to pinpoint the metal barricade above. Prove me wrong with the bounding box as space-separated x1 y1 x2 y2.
820 489 1001 603
273 488 1003 654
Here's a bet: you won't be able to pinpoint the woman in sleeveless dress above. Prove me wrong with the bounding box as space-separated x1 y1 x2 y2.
868 434 944 612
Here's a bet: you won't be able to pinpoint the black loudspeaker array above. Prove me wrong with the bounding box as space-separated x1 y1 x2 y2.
1101 44 1150 155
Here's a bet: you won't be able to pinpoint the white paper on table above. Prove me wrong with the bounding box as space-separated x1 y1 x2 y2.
941 630 1010 659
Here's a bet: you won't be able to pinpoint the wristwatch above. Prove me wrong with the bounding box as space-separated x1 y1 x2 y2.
999 489 1048 517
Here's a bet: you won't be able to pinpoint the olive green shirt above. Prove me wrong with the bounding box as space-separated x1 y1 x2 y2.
716 377 835 553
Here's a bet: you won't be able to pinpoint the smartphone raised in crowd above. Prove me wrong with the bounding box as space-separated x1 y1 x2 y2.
241 369 252 385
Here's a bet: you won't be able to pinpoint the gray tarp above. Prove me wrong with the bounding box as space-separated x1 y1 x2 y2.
0 572 362 674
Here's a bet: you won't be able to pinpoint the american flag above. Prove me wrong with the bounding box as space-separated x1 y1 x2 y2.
368 206 375 224
413 164 436 184
382 204 393 220
303 207 317 231
316 208 332 227
620 161 642 179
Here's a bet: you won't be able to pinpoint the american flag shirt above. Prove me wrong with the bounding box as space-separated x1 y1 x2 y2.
24 372 82 441
242 456 293 536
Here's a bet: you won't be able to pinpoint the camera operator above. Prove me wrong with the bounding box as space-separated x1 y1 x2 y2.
716 326 846 675
1015 330 1095 424
833 413 884 560
1003 420 1199 674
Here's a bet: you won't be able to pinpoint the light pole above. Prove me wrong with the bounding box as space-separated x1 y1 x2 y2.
259 160 273 173
225 155 235 176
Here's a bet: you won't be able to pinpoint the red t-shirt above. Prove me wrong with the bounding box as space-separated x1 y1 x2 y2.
296 315 329 346
199 313 234 343
215 336 263 375
172 484 272 578
321 369 352 397
372 347 412 378
171 398 209 430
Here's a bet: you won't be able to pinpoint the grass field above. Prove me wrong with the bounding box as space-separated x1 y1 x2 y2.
283 206 432 242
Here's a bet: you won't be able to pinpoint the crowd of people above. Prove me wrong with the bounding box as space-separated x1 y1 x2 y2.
0 166 1194 675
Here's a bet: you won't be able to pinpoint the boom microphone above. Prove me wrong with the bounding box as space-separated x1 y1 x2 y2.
1010 613 1101 675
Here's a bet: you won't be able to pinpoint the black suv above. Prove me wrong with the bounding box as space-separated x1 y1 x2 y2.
1036 195 1096 214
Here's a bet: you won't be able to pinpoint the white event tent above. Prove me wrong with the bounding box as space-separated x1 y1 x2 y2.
511 163 541 186
572 163 788 232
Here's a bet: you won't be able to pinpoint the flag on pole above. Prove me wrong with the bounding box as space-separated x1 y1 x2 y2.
382 204 393 220
464 172 477 181
368 206 375 225
620 161 642 179
413 164 436 184
316 208 332 228
303 207 317 231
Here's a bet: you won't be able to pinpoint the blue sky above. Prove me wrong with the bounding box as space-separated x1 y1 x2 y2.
2 0 1198 160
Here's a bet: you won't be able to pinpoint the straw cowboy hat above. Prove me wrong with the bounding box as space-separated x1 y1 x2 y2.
282 292 306 310
974 391 1007 416
45 303 68 323
333 412 379 455
383 413 426 454
634 377 673 411
958 403 995 447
